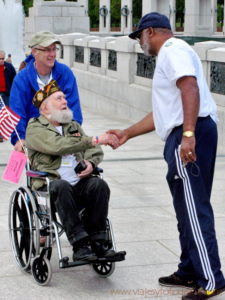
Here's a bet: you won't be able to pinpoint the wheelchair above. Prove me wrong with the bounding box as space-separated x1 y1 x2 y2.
8 167 126 285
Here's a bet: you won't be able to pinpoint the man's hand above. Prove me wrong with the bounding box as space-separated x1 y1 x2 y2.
92 133 120 149
180 136 196 165
14 139 26 152
106 129 129 149
78 160 93 178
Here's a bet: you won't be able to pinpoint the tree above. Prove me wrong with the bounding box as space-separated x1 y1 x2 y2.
176 0 184 29
22 0 33 17
89 0 99 28
111 0 120 28
132 0 142 27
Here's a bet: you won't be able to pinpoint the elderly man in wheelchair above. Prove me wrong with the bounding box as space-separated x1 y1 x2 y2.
9 80 125 285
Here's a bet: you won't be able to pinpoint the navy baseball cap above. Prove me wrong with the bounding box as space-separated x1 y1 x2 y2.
129 12 171 40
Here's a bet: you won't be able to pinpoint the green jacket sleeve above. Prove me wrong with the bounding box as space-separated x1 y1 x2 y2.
26 118 94 156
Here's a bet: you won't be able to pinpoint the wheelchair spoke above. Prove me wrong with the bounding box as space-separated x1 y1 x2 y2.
13 200 22 222
18 235 25 258
32 256 52 285
24 234 31 261
92 261 115 278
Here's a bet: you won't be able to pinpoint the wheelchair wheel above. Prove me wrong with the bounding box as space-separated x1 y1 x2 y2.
92 261 115 278
92 218 116 278
31 256 52 286
8 187 40 271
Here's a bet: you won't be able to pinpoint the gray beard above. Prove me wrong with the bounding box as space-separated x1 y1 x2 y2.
48 108 73 124
142 42 151 56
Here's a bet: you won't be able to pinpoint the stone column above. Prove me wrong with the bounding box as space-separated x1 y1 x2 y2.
142 0 172 21
121 0 132 35
115 36 136 84
223 0 225 33
142 0 157 15
77 0 89 16
184 0 199 35
99 0 111 33
169 0 176 32
211 0 217 33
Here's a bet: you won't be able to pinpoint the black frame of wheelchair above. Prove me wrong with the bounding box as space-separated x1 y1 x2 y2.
8 168 126 285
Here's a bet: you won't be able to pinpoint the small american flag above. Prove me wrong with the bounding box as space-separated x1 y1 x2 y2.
0 97 21 140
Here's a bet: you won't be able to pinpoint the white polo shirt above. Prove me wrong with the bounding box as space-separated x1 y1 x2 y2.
152 37 217 141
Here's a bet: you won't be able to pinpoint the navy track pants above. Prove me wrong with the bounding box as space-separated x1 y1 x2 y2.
164 116 225 290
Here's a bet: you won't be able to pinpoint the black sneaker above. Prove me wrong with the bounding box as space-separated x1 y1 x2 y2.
159 273 196 289
91 240 116 258
73 245 97 261
182 286 225 299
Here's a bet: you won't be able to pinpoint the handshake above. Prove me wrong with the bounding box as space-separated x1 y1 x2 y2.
91 131 124 149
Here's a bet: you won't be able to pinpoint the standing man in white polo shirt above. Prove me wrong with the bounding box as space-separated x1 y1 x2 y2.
108 12 225 300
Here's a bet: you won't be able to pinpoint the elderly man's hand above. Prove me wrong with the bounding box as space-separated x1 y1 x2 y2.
92 133 120 149
78 160 93 178
14 139 26 152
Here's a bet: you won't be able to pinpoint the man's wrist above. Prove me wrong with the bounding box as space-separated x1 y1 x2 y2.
92 136 99 146
183 130 195 137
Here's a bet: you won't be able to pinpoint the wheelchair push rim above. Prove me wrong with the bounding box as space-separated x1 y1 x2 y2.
8 187 40 271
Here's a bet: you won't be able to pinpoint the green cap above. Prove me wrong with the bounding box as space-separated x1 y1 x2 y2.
29 31 61 48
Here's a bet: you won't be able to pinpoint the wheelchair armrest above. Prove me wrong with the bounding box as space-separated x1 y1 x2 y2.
26 170 49 178
26 167 102 178
92 167 103 175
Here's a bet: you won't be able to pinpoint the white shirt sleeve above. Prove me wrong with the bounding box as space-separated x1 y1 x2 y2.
163 46 197 83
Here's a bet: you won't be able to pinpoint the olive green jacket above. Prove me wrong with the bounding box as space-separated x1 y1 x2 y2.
26 115 104 190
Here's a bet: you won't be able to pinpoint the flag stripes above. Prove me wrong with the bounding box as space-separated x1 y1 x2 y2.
0 97 20 140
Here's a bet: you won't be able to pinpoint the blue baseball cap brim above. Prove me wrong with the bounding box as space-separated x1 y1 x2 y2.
129 12 171 40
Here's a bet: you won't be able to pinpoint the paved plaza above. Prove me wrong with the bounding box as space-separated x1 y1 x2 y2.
1 106 225 300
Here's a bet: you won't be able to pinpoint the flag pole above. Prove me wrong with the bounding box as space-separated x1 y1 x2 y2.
0 96 27 155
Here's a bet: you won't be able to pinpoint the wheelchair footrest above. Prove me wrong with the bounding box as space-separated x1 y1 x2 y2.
59 251 126 269
60 259 90 268
95 251 126 262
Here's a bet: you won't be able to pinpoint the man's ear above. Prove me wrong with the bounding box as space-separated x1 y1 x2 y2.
148 27 154 37
40 101 48 114
31 48 37 57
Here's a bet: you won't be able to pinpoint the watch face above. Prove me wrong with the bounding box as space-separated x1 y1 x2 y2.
183 131 194 137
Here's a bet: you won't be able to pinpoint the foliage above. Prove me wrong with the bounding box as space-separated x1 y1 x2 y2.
88 0 99 28
22 0 33 16
132 0 142 26
111 0 120 27
176 0 185 27
217 4 224 25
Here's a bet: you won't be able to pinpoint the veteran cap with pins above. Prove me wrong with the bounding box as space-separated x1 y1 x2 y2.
32 80 61 108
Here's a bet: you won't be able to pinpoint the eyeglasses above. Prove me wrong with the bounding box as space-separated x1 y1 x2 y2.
135 31 142 42
0 58 4 60
34 47 59 53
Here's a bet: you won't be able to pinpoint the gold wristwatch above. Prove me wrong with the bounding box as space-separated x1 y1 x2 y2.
183 131 195 137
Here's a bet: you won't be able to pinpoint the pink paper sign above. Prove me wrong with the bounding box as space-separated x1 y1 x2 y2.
2 150 27 184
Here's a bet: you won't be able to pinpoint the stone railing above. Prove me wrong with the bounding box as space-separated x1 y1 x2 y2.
58 33 225 148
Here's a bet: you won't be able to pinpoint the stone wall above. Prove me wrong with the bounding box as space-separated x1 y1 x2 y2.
24 0 89 49
58 33 225 150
